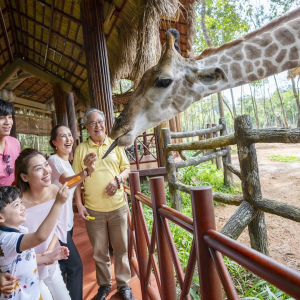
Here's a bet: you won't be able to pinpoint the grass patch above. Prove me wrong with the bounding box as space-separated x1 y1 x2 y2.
268 155 300 163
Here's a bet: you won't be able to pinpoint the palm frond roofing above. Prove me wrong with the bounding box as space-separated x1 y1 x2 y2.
0 0 196 108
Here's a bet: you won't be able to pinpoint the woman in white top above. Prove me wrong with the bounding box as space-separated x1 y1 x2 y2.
14 148 71 300
47 124 97 300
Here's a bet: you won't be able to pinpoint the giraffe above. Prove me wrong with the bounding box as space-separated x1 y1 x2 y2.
108 8 300 151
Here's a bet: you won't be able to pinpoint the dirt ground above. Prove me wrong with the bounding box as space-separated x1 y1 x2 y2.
214 143 300 271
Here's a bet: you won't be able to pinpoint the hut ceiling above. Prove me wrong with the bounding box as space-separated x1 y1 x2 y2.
0 0 196 109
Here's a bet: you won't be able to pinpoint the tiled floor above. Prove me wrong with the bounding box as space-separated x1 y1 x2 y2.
73 213 159 300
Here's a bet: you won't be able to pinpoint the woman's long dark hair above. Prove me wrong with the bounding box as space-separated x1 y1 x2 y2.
49 124 70 150
15 148 44 194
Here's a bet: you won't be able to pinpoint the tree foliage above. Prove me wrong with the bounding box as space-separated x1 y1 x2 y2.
194 0 250 53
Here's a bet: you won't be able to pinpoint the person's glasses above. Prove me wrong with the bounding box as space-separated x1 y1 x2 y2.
88 120 104 127
3 154 14 176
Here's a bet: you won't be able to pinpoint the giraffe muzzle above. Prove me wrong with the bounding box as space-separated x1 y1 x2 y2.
102 139 119 159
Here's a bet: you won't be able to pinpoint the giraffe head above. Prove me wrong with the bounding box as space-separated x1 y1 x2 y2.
110 29 228 148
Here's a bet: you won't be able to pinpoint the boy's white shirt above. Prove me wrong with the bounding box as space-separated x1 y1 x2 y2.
0 225 40 300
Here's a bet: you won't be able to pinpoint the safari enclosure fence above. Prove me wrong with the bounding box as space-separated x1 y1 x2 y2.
124 173 300 300
162 114 300 256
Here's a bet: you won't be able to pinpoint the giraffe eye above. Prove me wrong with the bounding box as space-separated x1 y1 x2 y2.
155 78 173 88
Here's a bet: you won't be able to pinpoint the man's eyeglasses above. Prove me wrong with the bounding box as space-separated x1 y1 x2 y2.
2 154 14 176
88 120 104 127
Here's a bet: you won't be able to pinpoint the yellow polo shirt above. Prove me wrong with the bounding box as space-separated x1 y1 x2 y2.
72 136 130 212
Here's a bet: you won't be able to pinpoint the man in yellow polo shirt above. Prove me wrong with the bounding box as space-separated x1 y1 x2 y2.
73 109 133 300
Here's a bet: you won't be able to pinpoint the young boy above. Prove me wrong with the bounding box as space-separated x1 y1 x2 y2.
0 184 70 300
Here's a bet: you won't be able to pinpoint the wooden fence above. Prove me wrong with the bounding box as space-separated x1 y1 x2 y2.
162 114 300 255
125 173 300 299
125 131 161 170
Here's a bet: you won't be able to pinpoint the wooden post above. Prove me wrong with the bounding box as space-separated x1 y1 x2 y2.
154 127 161 167
78 117 84 143
52 83 68 126
175 114 183 143
162 128 182 211
191 186 223 300
134 138 140 170
10 102 17 138
143 131 149 155
206 124 214 164
156 122 168 167
212 123 223 170
51 111 57 128
150 176 177 300
169 117 177 144
129 173 150 300
80 0 114 134
234 114 269 255
66 92 78 150
220 117 233 186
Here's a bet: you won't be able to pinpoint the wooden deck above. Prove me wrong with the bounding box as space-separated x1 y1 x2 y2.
129 155 166 179
73 213 158 300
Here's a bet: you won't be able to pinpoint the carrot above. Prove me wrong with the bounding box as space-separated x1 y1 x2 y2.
66 176 81 187
86 216 95 220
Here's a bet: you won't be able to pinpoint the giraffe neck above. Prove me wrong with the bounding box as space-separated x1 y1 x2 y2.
194 10 300 99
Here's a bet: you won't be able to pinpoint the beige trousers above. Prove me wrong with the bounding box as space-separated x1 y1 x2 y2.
85 205 131 287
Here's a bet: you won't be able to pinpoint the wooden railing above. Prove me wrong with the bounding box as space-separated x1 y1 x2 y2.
162 114 300 256
125 131 161 170
125 173 300 300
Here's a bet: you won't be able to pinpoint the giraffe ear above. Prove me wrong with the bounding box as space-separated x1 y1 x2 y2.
186 67 228 85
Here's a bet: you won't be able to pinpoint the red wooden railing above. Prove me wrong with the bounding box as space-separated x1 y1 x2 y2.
125 173 300 300
125 132 161 170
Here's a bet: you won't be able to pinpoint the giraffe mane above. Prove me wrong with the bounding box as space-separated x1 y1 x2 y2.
193 7 300 61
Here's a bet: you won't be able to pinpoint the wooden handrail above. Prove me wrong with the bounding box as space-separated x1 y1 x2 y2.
126 174 300 299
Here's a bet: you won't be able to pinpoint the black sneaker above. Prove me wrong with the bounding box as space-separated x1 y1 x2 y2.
118 286 134 300
94 286 111 300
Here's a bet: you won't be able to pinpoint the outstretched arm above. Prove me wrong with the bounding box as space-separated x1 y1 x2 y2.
37 246 69 266
19 183 70 252
59 153 97 189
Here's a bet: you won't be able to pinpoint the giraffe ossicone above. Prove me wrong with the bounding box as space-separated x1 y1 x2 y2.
110 7 300 148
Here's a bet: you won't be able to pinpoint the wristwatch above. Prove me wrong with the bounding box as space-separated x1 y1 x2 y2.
83 168 91 177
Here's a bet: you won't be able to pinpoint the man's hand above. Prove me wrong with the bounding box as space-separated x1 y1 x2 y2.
105 178 119 196
77 203 90 221
56 182 70 204
83 153 98 175
0 273 20 297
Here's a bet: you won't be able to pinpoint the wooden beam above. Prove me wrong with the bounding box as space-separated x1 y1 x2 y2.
14 103 51 115
6 72 34 91
0 60 20 89
4 0 20 55
10 8 83 50
16 30 86 70
15 0 26 57
9 72 33 82
33 0 81 25
0 41 14 58
44 0 55 69
0 26 12 40
14 96 47 110
0 58 72 92
0 7 13 62
23 46 84 83
66 47 84 81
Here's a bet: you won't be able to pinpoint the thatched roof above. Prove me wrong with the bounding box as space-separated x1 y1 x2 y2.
0 0 197 112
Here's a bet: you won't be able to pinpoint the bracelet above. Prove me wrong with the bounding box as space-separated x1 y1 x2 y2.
120 174 124 184
115 176 121 189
